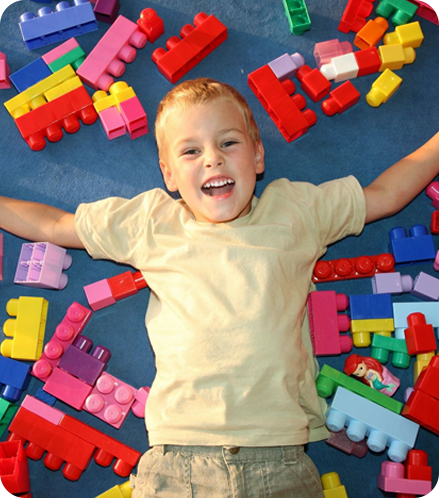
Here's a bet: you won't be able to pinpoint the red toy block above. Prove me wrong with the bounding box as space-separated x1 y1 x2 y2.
307 290 352 355
321 80 360 116
14 86 97 151
152 13 227 84
338 0 375 33
353 46 382 77
312 253 395 283
413 355 439 400
431 211 439 235
295 64 331 102
404 313 437 355
59 414 141 476
107 270 148 301
137 8 164 43
403 389 439 435
405 449 432 481
0 440 30 495
248 64 316 142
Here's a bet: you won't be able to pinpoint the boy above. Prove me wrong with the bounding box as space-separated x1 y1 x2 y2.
1 78 439 497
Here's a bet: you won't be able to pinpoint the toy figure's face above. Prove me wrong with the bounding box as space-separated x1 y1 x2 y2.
353 361 368 378
159 98 265 224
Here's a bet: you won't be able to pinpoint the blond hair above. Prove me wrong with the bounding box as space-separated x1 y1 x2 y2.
155 78 260 159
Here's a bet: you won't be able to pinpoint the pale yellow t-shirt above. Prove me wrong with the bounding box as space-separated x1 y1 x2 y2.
75 176 366 446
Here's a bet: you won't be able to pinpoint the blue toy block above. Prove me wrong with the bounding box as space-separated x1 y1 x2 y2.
349 293 393 320
326 387 419 462
0 356 31 403
10 57 51 93
19 0 98 50
34 387 57 406
389 225 436 266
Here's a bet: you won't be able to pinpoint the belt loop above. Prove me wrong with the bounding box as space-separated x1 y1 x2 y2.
153 445 165 456
282 445 303 464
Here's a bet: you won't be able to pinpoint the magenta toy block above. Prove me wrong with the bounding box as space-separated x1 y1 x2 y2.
14 242 72 290
313 39 353 68
119 96 148 139
131 386 150 418
372 272 413 295
84 372 137 428
98 107 127 140
435 249 439 272
76 15 147 91
21 394 63 425
268 52 305 81
32 302 92 381
93 0 120 24
0 52 11 89
43 367 93 410
408 0 438 24
42 38 79 65
0 232 3 281
84 279 116 310
57 335 111 386
377 460 432 495
307 291 352 356
411 271 439 301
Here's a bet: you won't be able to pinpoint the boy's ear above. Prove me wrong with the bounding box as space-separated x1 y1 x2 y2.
255 140 265 174
159 160 178 192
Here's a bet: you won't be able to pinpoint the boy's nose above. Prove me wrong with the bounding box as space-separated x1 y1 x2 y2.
204 154 224 168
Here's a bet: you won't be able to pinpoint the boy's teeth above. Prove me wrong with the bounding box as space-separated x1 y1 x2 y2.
204 179 234 189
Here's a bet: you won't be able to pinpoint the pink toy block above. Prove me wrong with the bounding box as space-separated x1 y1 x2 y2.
42 38 80 65
32 302 92 381
426 181 439 210
43 367 94 410
0 232 3 281
377 460 432 495
0 52 11 89
21 394 63 425
131 386 150 418
372 272 413 295
119 96 148 139
84 372 137 429
268 52 305 81
76 15 147 90
98 106 127 140
307 291 352 356
313 39 353 68
84 278 117 310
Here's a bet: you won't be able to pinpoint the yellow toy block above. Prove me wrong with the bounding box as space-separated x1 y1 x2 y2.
351 318 394 348
95 481 132 498
384 21 424 48
379 44 416 71
321 472 349 498
366 69 403 108
2 297 48 360
413 351 436 383
4 65 76 119
44 76 83 102
92 82 136 114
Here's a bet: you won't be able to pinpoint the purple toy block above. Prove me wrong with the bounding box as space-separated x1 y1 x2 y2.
84 372 137 428
43 367 93 410
14 242 72 290
57 335 111 386
0 53 11 89
267 52 305 81
389 225 436 266
84 278 116 310
371 272 413 295
411 272 439 301
313 39 353 68
93 0 120 24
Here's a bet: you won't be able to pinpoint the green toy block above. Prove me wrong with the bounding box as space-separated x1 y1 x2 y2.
371 334 411 369
282 0 311 35
375 0 418 26
316 364 403 414
48 46 86 73
0 398 18 437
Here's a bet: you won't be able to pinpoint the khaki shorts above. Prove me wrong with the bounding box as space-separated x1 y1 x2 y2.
130 444 324 498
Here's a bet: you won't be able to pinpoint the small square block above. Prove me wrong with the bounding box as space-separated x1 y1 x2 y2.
98 107 127 140
84 278 116 310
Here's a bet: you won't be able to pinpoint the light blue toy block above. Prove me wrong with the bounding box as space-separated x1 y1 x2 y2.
393 302 439 339
326 387 419 462
349 293 393 320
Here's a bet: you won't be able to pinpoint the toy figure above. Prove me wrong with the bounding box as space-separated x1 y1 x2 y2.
344 354 400 396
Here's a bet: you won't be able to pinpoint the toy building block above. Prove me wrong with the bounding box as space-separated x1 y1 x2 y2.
312 253 395 283
282 0 311 35
0 399 18 438
43 366 94 410
413 352 435 383
0 52 11 89
377 460 432 495
321 472 349 498
366 68 402 107
393 301 439 339
354 17 389 49
321 80 360 116
435 250 439 272
320 52 359 82
354 46 382 77
411 272 439 301
34 387 57 406
32 302 92 382
119 97 148 140
349 293 393 321
93 0 120 24
84 270 147 311
248 64 317 142
326 428 368 457
372 272 413 295
315 364 403 413
432 211 439 237
296 65 332 102
388 225 436 265
42 38 81 66
403 388 439 435
14 242 72 290
77 15 147 91
371 334 411 369
350 318 394 348
131 386 150 418
151 13 227 84
83 372 138 428
19 0 98 50
137 8 164 43
426 181 439 210
384 20 424 47
0 440 30 495
0 232 3 281
95 480 132 498
326 387 419 462
413 355 439 400
10 58 51 93
313 39 353 68
46 45 86 73
0 356 31 403
268 53 305 81
405 449 432 481
407 0 438 24
92 81 136 113
2 296 48 360
378 43 416 71
307 291 352 356
375 0 418 26
338 0 375 33
21 394 63 425
97 106 127 140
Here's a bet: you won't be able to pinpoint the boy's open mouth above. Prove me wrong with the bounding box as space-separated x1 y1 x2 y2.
201 178 235 197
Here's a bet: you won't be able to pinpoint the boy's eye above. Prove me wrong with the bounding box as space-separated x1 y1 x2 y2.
222 141 237 147
183 149 199 155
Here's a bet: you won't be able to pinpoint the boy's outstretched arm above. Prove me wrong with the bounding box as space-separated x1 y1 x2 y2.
364 131 439 224
0 196 84 249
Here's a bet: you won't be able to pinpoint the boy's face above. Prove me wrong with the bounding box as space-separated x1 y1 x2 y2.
159 98 265 224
